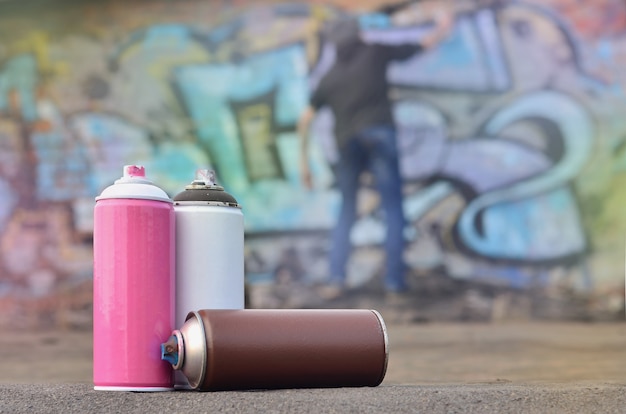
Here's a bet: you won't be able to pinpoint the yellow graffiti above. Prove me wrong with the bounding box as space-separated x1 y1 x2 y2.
8 31 68 78
237 103 279 180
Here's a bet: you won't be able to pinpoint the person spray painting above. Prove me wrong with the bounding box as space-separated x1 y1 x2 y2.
298 4 454 301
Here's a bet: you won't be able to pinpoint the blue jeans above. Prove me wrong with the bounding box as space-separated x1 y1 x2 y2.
329 125 407 292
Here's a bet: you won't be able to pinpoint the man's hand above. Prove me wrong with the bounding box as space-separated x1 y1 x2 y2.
391 1 455 49
300 159 313 190
420 6 454 50
297 106 316 190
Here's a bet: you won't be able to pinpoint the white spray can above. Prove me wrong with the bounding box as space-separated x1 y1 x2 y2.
173 169 244 388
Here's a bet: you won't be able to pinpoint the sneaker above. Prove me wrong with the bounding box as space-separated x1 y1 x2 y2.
385 290 413 308
317 285 344 301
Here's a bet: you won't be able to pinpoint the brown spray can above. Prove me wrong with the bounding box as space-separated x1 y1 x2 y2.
161 309 388 391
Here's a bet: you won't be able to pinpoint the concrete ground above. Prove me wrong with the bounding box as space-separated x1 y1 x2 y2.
1 322 625 413
1 383 625 413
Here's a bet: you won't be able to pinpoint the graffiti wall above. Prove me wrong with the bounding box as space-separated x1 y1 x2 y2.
0 0 624 325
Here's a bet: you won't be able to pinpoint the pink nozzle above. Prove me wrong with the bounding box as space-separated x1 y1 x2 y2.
124 165 146 178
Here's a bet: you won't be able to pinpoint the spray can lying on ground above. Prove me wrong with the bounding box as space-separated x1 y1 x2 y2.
161 309 388 391
172 169 244 388
93 165 175 391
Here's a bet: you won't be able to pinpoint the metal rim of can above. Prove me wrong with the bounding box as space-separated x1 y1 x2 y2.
185 183 225 191
171 330 185 371
174 200 241 208
370 309 389 385
186 311 208 390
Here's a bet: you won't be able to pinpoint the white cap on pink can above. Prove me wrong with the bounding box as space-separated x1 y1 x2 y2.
95 165 172 203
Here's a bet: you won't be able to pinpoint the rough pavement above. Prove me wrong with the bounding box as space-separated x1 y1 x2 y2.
1 383 625 414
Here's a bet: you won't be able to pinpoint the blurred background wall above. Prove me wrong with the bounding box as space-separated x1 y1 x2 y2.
0 0 624 327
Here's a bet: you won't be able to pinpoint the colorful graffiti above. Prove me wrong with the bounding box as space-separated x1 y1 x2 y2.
0 0 624 322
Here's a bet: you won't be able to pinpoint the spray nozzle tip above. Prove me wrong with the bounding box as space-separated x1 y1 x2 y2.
123 165 146 179
195 169 216 186
161 335 179 366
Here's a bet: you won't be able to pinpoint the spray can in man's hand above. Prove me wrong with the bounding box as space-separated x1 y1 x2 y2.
173 169 244 388
93 165 175 391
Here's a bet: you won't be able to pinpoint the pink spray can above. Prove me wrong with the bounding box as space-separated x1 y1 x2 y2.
93 165 175 391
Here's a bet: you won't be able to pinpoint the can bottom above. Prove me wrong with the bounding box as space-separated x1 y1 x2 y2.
94 385 174 392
